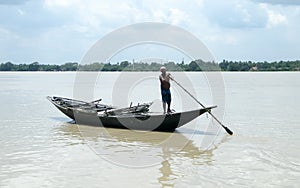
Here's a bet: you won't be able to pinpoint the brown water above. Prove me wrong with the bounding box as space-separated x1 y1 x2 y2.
0 72 299 187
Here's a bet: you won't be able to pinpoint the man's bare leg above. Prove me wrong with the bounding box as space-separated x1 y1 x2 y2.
167 102 171 113
162 102 166 114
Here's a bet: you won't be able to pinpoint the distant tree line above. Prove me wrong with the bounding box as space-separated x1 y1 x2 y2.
0 60 299 71
219 60 300 71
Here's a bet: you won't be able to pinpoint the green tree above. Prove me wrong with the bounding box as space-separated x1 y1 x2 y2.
187 61 201 71
28 62 39 71
0 62 14 71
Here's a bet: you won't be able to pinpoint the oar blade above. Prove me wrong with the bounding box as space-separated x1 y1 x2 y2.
223 126 233 135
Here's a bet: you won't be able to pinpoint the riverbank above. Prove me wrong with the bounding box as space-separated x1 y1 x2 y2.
1 60 300 72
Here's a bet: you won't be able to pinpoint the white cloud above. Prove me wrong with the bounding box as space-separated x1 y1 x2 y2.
43 0 146 35
151 8 190 25
0 27 19 40
252 0 300 6
169 8 189 25
203 0 269 28
0 0 29 5
267 10 287 27
17 8 25 15
46 0 192 27
0 0 299 63
259 3 288 28
44 0 76 8
0 27 11 41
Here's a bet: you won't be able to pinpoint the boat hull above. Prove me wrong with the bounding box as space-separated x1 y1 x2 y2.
48 96 216 132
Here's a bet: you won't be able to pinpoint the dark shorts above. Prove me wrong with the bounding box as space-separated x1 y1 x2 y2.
161 88 171 104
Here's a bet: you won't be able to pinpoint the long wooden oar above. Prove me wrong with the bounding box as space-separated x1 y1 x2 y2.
170 77 233 135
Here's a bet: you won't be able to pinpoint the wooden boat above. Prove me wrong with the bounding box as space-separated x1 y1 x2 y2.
47 96 216 132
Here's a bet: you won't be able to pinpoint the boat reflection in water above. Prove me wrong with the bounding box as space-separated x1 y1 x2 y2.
57 122 229 187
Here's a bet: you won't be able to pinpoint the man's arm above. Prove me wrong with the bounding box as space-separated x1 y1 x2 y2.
168 73 174 81
159 75 163 82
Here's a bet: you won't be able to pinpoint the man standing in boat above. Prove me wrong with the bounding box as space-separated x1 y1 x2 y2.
159 66 172 114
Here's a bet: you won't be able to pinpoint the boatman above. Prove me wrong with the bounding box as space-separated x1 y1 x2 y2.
159 66 172 114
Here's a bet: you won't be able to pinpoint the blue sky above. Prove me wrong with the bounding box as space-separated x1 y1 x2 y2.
0 0 299 64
